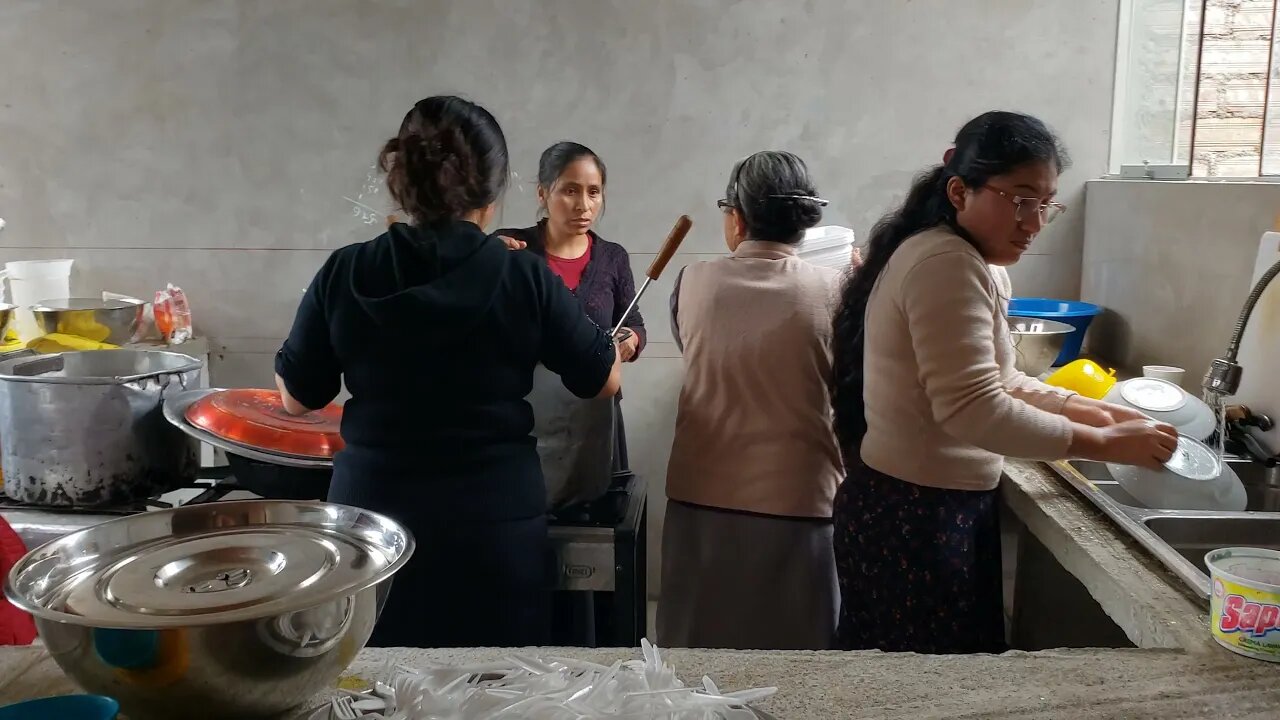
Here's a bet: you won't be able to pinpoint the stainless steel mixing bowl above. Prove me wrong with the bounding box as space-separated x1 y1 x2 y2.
31 297 144 344
1008 316 1074 377
5 500 414 720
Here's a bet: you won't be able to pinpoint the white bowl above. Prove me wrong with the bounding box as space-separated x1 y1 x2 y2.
1107 435 1247 511
1142 364 1186 385
1103 377 1218 441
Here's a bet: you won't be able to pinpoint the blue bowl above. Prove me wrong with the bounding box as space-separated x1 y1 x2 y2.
1008 297 1103 366
0 695 119 719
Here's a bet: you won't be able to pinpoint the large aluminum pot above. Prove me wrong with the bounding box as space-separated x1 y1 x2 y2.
5 499 414 720
0 350 202 506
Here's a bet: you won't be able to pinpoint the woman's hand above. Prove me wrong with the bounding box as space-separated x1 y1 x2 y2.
1103 402 1150 424
1091 419 1180 469
615 328 639 362
850 246 865 269
1068 417 1179 470
1062 395 1151 428
1061 395 1116 428
498 235 526 251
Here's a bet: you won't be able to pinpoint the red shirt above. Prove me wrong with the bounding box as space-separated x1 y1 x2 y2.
545 237 593 292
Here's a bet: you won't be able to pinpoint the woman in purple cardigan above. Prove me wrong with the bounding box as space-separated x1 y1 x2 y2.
498 142 645 473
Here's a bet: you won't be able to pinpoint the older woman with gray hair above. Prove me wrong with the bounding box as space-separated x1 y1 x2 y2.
657 151 843 650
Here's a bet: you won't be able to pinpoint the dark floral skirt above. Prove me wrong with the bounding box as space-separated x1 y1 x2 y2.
833 463 1007 654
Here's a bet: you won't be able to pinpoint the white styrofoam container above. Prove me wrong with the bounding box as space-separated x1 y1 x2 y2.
800 225 855 254
797 245 855 271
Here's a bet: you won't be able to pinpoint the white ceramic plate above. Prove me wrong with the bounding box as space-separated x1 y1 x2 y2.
1107 436 1247 511
1104 378 1217 442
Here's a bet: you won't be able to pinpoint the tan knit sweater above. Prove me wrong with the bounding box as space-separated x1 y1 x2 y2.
859 226 1075 491
666 241 843 518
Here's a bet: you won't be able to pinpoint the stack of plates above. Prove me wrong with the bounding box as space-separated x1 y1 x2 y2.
797 225 857 270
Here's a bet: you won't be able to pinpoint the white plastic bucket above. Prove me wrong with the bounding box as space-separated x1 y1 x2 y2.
1206 546 1280 662
1 259 74 341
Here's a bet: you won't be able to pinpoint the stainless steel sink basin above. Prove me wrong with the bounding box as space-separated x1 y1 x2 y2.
1143 514 1280 574
1067 459 1280 512
1048 456 1280 599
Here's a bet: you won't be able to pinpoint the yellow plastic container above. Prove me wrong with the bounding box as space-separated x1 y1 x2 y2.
1044 358 1117 400
1207 547 1280 662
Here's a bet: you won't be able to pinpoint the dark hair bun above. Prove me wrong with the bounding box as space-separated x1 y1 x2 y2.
727 151 824 244
753 195 823 241
378 96 509 226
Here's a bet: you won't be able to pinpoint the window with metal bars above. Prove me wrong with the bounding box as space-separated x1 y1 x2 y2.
1111 0 1280 178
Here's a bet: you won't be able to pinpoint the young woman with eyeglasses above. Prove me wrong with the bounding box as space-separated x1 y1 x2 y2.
829 111 1177 654
657 151 843 650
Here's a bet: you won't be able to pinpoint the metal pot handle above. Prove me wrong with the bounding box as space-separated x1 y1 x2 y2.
9 355 65 377
1 354 204 384
109 362 204 384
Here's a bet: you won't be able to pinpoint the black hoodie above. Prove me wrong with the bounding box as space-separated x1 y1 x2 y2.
276 220 615 520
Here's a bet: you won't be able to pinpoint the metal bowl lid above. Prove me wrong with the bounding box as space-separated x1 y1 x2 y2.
4 500 413 628
1120 377 1187 413
31 297 143 311
185 389 343 459
1163 435 1223 481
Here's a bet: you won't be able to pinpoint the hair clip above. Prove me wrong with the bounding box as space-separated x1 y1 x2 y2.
768 194 830 206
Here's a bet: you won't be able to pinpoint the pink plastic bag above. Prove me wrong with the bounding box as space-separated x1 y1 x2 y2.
154 284 193 345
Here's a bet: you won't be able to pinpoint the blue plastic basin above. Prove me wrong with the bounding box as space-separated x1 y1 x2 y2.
1008 297 1103 366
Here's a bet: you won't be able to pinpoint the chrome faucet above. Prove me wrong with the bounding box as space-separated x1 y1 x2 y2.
1203 257 1280 397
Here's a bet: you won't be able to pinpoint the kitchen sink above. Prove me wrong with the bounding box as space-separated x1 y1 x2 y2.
1067 459 1280 512
1142 515 1280 574
1048 455 1280 600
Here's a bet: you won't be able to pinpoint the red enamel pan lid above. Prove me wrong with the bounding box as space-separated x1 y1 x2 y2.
184 388 343 459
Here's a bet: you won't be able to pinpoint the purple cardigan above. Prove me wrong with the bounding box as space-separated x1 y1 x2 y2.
498 222 647 358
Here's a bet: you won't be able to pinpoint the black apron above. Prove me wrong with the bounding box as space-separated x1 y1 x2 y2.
528 364 620 509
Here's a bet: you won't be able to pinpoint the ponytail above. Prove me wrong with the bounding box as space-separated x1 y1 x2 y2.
831 166 952 461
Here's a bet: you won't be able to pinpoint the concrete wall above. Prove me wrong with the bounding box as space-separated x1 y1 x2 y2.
0 0 1122 601
1082 178 1280 380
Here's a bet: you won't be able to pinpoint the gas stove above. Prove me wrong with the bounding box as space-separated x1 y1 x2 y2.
0 467 254 549
0 466 648 647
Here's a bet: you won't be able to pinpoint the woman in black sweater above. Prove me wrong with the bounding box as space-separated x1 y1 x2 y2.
274 96 621 648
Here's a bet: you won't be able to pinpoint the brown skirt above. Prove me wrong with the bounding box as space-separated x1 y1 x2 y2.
656 499 837 650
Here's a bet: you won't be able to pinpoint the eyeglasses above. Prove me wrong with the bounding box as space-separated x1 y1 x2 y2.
716 199 735 212
985 186 1066 225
